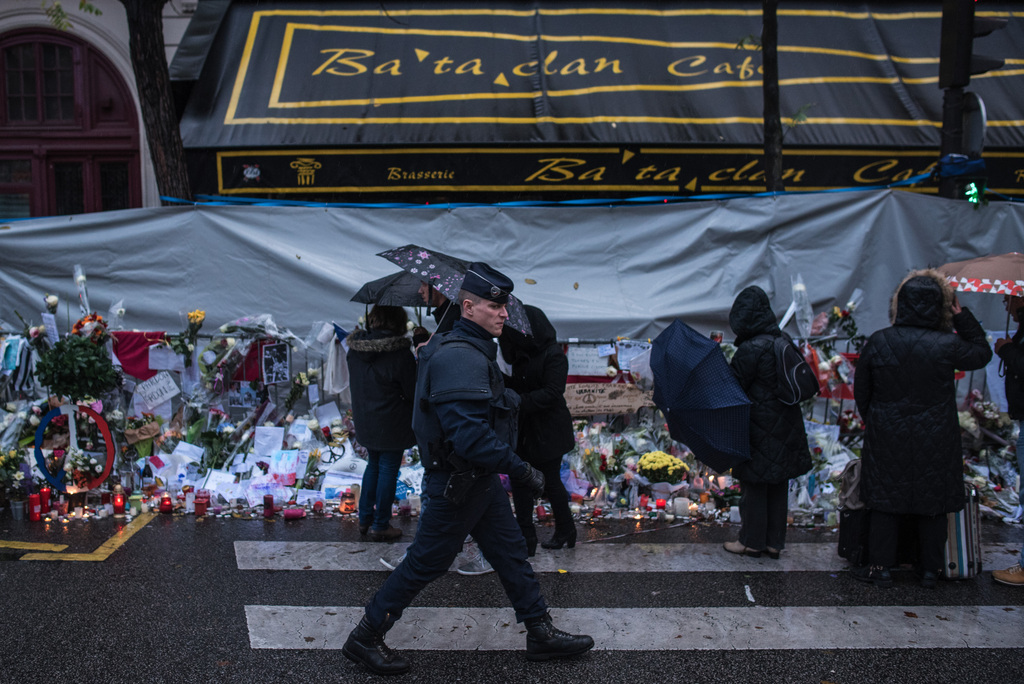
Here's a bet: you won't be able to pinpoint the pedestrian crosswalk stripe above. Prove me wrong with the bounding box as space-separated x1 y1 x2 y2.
234 540 1020 573
244 604 1024 651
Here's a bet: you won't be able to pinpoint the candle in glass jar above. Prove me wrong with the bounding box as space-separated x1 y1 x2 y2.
263 494 275 519
159 493 173 514
28 493 41 521
39 487 51 512
113 492 126 516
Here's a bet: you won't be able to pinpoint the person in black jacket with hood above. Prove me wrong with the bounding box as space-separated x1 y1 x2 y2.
993 294 1024 586
346 305 418 542
499 305 577 554
725 285 811 560
853 269 991 588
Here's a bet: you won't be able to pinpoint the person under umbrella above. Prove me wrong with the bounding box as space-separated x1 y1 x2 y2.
852 270 991 588
988 294 1024 586
499 305 576 554
346 305 418 542
724 285 812 560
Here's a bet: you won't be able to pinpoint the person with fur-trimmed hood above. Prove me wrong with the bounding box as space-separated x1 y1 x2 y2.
346 305 418 542
852 269 991 588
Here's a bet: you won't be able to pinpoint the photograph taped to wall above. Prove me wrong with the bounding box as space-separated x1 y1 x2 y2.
262 342 290 384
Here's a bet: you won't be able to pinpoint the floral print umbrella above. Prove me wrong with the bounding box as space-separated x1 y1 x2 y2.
377 244 532 335
938 252 1024 297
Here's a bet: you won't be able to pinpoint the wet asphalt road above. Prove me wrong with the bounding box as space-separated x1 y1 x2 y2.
1 511 1022 684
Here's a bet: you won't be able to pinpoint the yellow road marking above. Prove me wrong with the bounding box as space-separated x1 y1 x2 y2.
19 512 158 562
0 541 69 552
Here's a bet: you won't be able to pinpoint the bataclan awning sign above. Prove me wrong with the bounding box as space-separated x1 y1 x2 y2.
175 2 1024 198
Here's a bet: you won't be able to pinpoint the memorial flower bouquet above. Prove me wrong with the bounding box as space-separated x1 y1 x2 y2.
166 309 206 367
637 450 689 485
62 445 104 490
1 448 29 500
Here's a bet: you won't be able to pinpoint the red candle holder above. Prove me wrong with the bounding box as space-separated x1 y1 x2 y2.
113 492 126 516
28 493 41 522
194 498 208 517
159 493 173 514
655 498 667 510
39 487 51 513
263 494 275 519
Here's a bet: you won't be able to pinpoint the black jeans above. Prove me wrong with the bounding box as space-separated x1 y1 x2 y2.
868 509 947 574
511 457 573 536
738 480 789 552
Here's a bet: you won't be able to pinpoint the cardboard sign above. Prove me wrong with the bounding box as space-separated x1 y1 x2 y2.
564 382 654 417
135 371 180 410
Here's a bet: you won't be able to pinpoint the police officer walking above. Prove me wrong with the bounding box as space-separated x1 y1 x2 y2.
343 262 595 675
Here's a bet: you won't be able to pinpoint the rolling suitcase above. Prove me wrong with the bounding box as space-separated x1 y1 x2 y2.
942 483 982 580
838 507 869 567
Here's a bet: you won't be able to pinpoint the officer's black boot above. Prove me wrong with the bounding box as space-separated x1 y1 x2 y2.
342 615 410 675
524 612 595 661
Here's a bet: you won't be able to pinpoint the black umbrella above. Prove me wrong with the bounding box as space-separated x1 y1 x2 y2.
651 319 751 474
350 270 426 307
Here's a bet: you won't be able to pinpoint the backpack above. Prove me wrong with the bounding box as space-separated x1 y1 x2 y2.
763 333 820 405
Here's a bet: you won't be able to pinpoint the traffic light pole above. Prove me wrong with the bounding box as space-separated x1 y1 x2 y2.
939 86 965 199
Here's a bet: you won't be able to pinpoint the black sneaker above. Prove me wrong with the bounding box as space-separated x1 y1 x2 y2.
851 565 893 588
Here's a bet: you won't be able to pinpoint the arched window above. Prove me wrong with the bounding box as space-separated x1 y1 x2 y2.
0 28 140 218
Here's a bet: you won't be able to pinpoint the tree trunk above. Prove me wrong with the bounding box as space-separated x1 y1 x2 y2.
762 0 784 192
119 0 192 202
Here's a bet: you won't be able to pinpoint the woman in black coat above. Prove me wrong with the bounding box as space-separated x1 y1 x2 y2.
499 305 576 554
346 305 418 542
853 269 991 587
725 285 811 559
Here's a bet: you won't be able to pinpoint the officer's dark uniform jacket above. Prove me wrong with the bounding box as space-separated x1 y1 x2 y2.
413 317 528 479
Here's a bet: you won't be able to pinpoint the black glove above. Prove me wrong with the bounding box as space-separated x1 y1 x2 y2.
515 464 545 498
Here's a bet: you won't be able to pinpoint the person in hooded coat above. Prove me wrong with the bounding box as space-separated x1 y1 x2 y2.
346 305 418 542
853 269 991 588
992 294 1024 586
725 285 811 559
499 305 577 554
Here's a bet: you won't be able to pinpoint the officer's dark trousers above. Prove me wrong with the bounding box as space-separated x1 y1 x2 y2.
365 470 547 630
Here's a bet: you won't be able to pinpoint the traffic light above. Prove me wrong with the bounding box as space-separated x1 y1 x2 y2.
939 0 1007 89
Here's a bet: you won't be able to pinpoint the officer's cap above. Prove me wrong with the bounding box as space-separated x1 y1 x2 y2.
461 263 513 304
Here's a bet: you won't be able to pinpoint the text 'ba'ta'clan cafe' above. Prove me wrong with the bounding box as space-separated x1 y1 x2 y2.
170 1 1024 204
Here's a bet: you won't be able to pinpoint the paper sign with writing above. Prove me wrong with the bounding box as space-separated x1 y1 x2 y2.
135 371 180 410
564 382 655 417
566 344 611 376
41 313 59 345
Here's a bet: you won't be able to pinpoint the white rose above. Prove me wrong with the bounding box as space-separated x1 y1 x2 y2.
45 295 59 307
29 415 40 426
307 419 320 432
222 426 235 435
76 274 87 285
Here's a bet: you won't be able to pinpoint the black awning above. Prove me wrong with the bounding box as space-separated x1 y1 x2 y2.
174 0 1024 149
173 1 1024 198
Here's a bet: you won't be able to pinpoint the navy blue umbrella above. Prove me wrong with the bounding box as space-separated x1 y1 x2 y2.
651 319 751 474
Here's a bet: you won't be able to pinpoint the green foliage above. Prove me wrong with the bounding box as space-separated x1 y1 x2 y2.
43 1 103 32
35 335 119 402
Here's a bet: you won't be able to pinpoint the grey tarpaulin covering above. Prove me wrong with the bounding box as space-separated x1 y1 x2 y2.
1 190 1023 341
